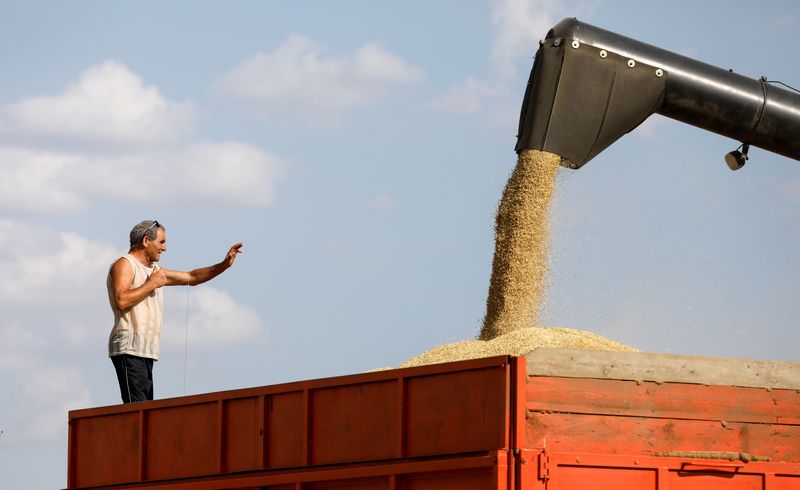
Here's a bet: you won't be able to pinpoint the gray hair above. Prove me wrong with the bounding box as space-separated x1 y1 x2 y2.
129 220 163 248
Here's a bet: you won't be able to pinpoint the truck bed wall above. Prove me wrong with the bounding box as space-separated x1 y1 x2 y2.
67 356 521 489
524 349 800 462
67 350 800 489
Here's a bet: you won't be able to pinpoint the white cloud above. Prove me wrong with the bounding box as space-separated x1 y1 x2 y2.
217 35 425 124
0 324 47 372
0 355 92 441
491 0 567 80
0 141 285 213
430 0 592 118
0 147 85 214
0 62 286 215
428 77 500 114
0 60 195 147
15 363 92 439
0 225 100 439
0 223 118 306
163 287 263 348
75 141 286 207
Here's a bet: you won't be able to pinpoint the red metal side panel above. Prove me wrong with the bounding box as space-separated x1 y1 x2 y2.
671 472 761 490
536 451 800 490
268 390 305 468
525 376 800 462
405 468 496 490
67 356 517 489
406 364 509 457
527 376 800 424
63 452 508 490
70 412 140 487
305 476 388 490
556 465 657 489
223 396 261 472
527 412 800 462
311 380 400 465
776 475 800 489
145 401 220 480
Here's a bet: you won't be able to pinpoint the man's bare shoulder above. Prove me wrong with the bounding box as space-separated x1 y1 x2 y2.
110 256 134 277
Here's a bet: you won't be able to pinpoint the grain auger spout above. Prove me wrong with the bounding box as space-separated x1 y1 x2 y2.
516 18 800 170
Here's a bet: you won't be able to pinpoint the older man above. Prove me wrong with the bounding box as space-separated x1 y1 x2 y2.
106 219 242 403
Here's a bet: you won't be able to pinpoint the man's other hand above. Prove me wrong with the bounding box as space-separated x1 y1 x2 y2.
225 243 243 268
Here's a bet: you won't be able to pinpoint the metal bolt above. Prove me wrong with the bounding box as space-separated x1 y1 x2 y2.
553 38 561 47
571 40 580 49
599 50 608 59
627 59 636 68
655 68 664 77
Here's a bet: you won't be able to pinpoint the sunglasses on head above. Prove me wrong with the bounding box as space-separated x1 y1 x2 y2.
145 220 160 233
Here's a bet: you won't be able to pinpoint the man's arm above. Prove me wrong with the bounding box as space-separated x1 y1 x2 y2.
110 258 168 311
164 243 243 286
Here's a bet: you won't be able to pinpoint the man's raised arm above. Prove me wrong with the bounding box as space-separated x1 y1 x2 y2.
164 242 243 286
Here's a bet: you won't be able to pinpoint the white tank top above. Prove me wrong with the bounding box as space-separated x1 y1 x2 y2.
107 254 164 360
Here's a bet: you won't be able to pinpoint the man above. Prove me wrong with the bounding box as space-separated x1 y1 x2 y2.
106 219 243 403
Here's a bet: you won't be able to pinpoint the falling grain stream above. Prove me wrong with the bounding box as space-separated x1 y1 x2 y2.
399 150 635 368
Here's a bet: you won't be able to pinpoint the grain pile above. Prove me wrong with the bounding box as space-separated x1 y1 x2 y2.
399 327 637 368
479 149 561 340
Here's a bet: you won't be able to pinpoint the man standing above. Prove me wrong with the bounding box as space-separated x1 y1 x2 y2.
106 219 243 403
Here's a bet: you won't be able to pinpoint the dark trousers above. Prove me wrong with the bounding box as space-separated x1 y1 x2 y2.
111 354 154 403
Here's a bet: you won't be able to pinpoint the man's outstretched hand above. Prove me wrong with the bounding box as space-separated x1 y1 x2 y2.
224 243 243 268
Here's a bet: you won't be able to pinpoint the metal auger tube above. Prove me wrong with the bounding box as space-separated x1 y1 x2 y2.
515 18 800 168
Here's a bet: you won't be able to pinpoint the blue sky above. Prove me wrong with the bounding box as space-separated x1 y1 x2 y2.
1 1 798 488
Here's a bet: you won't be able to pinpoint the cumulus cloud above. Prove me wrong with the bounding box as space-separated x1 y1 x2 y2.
0 60 195 147
0 61 286 215
429 0 590 118
14 363 92 439
0 222 118 306
0 323 46 372
0 147 85 214
0 223 104 440
75 141 285 207
162 287 263 348
490 0 567 79
0 351 93 440
0 325 92 440
0 141 284 213
428 77 500 114
217 35 425 124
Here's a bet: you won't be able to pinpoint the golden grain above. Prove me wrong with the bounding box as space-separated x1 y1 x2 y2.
480 149 561 340
399 327 637 368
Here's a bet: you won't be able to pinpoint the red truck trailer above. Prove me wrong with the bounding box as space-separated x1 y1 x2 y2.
67 348 799 489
